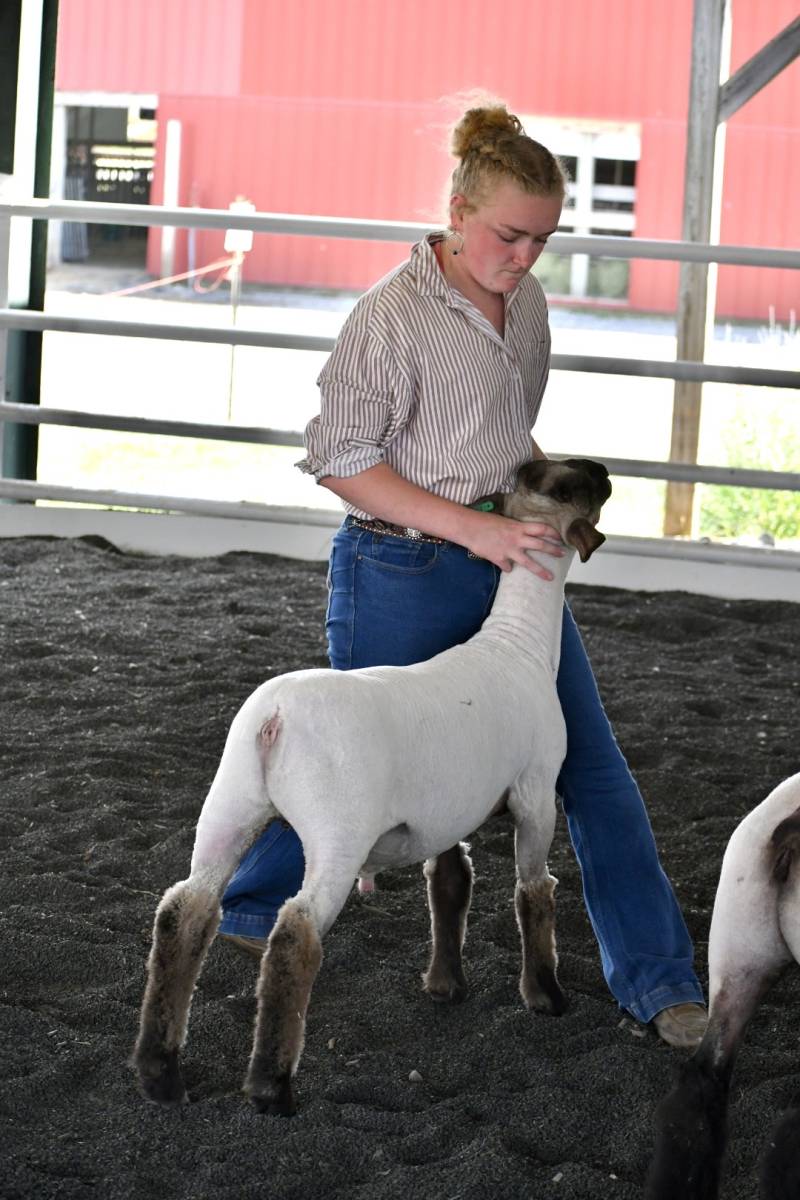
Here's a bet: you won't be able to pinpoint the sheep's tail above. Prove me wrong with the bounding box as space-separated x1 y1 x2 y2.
259 712 283 760
191 706 283 880
770 805 800 884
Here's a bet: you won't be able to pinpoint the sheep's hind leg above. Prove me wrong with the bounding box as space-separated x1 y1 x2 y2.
760 1099 800 1200
644 991 758 1200
131 880 220 1105
421 843 473 1002
646 807 796 1200
511 779 567 1015
244 861 359 1116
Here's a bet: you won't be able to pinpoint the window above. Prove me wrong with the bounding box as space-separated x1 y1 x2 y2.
524 118 640 301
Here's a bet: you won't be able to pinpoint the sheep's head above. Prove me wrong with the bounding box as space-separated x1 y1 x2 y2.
505 458 612 563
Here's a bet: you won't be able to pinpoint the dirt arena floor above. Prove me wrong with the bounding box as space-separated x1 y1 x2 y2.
1 535 798 1200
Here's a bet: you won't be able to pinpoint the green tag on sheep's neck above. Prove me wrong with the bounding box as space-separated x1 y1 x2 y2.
472 501 495 512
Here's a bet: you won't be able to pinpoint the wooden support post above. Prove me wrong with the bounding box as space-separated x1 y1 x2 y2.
664 0 728 537
664 9 800 538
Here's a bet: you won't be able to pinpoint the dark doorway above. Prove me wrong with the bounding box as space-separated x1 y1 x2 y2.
63 104 156 266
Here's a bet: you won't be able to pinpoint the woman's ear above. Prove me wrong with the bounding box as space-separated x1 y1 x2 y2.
449 194 467 229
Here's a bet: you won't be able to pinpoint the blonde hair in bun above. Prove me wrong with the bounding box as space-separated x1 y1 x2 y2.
450 102 566 211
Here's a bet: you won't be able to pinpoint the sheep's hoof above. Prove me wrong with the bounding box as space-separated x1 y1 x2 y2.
246 1072 296 1117
521 969 568 1016
133 1048 188 1106
422 969 469 1004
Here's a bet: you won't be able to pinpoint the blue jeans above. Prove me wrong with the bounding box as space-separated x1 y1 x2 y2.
221 518 704 1022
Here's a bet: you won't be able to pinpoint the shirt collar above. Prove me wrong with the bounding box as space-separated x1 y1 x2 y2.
410 232 526 318
410 233 454 300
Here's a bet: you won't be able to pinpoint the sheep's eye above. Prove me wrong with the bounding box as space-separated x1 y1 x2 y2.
549 485 571 503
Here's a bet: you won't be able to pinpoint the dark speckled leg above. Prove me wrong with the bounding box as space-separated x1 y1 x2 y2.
421 842 473 1003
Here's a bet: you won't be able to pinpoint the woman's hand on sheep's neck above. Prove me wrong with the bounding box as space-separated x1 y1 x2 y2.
320 463 564 580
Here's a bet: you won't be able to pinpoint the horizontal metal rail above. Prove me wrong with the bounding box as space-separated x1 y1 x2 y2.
600 533 800 571
597 453 800 491
0 306 335 351
0 309 797 389
0 477 339 525
3 199 800 268
551 354 796 389
2 478 797 574
2 402 798 493
0 400 306 449
1 198 798 551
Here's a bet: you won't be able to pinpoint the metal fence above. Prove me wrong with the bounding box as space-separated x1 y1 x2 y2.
1 198 798 545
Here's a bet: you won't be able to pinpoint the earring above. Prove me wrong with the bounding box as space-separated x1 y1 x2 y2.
447 228 464 256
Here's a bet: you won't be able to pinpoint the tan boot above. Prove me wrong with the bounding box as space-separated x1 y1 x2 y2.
652 1002 708 1049
219 932 266 960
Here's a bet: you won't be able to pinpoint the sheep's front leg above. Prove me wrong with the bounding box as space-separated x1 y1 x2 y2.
131 881 220 1105
511 780 567 1015
515 871 566 1014
422 842 473 1003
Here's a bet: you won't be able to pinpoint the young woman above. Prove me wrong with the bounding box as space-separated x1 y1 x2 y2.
219 102 707 1049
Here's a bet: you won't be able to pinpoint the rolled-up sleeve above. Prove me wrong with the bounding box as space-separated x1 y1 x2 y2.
297 321 408 482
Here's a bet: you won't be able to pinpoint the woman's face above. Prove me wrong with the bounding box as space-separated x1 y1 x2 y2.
451 179 563 296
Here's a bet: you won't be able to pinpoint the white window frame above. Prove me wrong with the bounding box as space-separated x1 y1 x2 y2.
523 116 641 297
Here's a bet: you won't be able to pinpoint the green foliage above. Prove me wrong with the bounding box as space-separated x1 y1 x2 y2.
533 253 630 300
587 257 630 300
533 251 571 295
699 401 800 540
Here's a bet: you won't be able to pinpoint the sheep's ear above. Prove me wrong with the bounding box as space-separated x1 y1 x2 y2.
566 518 605 563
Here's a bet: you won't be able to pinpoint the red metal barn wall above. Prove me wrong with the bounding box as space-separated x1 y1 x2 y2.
717 8 800 323
55 0 800 320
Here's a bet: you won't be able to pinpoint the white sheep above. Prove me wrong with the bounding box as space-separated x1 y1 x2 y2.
131 457 611 1116
645 770 800 1200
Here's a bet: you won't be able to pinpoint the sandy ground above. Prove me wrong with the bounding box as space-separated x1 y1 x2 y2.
1 535 798 1200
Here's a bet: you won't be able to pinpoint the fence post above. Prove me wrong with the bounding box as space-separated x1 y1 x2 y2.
664 0 729 538
1 0 58 486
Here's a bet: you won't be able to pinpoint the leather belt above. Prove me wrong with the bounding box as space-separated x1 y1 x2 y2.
346 493 504 546
347 517 446 544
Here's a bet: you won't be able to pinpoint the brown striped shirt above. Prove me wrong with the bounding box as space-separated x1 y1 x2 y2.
297 233 551 518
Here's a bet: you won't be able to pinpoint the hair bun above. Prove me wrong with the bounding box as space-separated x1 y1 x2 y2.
446 97 566 205
451 105 523 160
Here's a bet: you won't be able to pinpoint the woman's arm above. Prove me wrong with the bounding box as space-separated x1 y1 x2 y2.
322 464 564 580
